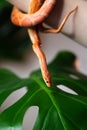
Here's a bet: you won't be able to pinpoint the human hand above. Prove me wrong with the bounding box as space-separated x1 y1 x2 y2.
7 0 87 47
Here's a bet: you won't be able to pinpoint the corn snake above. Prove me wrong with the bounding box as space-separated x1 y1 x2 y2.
11 0 78 87
11 0 56 27
28 0 52 86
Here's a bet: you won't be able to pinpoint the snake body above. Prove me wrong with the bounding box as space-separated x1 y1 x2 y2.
11 0 56 27
28 0 52 86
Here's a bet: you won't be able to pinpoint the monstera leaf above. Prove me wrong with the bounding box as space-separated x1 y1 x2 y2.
0 51 87 130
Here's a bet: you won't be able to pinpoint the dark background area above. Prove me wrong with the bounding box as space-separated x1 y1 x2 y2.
0 5 30 60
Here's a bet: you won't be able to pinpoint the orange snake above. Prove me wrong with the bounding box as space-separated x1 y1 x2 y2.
11 0 56 27
11 0 78 87
28 0 52 86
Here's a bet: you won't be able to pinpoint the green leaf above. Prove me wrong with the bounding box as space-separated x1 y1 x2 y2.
0 1 9 9
0 51 87 130
0 69 27 106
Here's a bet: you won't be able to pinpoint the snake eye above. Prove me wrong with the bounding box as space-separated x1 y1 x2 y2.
46 81 49 83
45 80 51 87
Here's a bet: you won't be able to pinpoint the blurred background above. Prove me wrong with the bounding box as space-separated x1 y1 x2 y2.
0 2 87 130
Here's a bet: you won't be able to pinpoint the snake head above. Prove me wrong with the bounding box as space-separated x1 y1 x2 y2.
44 72 52 87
